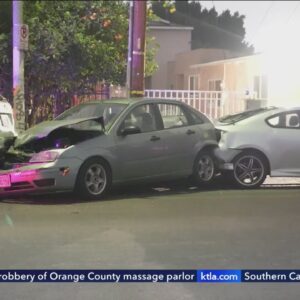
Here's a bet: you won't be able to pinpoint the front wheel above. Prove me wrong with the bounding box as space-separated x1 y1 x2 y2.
75 157 112 200
192 150 216 186
232 152 268 189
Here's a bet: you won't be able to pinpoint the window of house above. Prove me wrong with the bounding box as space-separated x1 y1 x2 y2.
208 79 222 91
253 75 268 99
177 74 184 90
188 75 199 90
208 79 222 106
144 76 152 89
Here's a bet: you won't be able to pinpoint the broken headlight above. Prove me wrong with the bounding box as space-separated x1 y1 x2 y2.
29 150 61 163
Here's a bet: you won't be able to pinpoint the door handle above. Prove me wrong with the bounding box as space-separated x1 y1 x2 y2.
186 129 195 135
150 135 160 141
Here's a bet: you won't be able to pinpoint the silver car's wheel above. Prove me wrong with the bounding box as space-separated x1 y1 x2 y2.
193 151 215 185
76 158 111 199
233 153 267 188
84 163 107 195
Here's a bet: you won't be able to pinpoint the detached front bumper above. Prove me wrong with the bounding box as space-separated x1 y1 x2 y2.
0 157 82 196
213 148 242 171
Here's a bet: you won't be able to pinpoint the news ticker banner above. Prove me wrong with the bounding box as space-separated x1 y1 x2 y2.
1 270 300 283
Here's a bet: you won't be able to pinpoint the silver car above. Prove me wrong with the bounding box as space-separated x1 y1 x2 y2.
215 106 300 188
0 99 218 199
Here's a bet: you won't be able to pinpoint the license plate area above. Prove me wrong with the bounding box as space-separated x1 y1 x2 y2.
0 174 11 188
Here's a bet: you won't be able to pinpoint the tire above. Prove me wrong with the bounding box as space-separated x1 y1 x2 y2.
75 157 112 200
192 150 216 186
232 151 268 189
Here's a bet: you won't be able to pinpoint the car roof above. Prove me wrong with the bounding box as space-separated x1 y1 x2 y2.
86 98 185 106
276 106 300 112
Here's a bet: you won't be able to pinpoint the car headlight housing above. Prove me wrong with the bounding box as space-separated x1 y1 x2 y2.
216 129 227 142
29 150 61 163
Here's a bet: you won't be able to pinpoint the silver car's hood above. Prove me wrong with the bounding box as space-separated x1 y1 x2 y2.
14 116 104 149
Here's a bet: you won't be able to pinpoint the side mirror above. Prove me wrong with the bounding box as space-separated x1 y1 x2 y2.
120 125 141 136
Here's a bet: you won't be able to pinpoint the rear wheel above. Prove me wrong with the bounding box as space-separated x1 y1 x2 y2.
193 150 216 186
232 151 267 188
75 157 112 200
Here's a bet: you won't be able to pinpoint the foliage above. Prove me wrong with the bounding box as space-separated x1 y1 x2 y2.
151 0 254 54
23 1 129 94
0 1 160 125
0 1 12 97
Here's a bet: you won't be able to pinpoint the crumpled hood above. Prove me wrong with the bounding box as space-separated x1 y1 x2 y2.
0 131 16 153
14 116 104 148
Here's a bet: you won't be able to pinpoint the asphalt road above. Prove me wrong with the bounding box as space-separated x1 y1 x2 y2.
0 177 300 299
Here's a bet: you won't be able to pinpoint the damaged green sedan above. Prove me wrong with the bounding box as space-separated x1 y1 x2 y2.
0 99 218 199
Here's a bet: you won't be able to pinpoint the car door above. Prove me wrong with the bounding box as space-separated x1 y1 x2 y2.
113 103 167 180
154 102 208 175
266 110 300 176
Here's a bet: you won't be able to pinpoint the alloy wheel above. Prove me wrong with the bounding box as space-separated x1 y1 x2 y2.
198 155 215 182
234 155 265 187
84 163 107 195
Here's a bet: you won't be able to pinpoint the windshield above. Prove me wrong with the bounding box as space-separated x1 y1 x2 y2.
218 107 277 124
55 102 128 128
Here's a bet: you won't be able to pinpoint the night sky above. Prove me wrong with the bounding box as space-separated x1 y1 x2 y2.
201 1 300 52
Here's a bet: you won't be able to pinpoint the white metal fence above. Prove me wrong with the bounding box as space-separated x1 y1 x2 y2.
145 90 246 120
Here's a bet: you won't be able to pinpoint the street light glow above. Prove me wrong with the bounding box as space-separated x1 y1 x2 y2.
261 18 300 107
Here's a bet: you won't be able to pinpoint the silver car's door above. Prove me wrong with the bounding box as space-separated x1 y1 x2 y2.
154 103 209 175
266 110 300 176
114 103 167 180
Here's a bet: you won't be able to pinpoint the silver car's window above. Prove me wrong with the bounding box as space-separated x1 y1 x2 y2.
266 111 300 129
189 109 207 124
55 103 127 127
219 107 276 124
158 103 189 129
286 113 300 128
121 104 158 133
266 115 280 127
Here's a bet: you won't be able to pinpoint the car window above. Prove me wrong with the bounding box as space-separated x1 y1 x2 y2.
285 112 300 128
219 107 277 124
157 103 189 129
266 115 280 127
120 104 158 133
55 102 128 129
189 109 207 124
266 111 300 129
0 114 13 129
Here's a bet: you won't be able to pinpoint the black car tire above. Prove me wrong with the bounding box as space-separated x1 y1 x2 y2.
75 157 112 200
232 151 268 189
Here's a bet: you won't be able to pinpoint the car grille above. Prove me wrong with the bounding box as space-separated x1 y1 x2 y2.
33 179 55 187
3 181 34 191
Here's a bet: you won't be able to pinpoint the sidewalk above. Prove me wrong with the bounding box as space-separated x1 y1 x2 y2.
264 177 300 186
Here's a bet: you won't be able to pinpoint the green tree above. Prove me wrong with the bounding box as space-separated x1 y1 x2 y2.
151 0 254 53
0 1 12 97
0 0 159 124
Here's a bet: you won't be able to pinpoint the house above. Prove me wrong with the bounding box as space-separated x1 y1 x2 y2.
146 18 246 91
168 48 243 90
145 18 193 89
188 53 267 98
